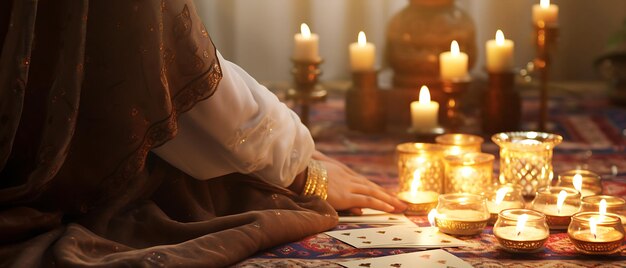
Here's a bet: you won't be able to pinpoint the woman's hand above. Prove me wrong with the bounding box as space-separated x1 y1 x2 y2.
312 151 407 215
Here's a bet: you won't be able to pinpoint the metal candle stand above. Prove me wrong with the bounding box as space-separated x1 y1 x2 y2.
286 58 327 127
441 78 471 132
482 72 521 135
345 70 386 133
534 24 559 131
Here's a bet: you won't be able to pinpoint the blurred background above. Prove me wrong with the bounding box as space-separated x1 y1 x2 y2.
194 0 626 83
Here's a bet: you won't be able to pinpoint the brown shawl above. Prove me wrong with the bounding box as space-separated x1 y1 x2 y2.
0 0 337 266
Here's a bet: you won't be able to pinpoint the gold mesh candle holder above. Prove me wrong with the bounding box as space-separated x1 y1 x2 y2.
396 143 445 215
494 209 549 253
443 152 495 194
434 193 490 236
531 187 581 229
436 133 484 156
492 132 563 197
580 195 626 228
568 212 625 255
556 170 602 198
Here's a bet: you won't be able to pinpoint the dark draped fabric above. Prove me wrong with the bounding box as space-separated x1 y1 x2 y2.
0 0 338 266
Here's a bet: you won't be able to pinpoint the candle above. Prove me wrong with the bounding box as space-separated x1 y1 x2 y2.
349 31 375 71
495 217 549 241
437 209 490 222
410 85 439 131
494 209 550 252
486 30 514 73
568 212 625 254
532 0 559 27
397 171 439 204
439 40 469 80
293 23 320 61
571 173 595 197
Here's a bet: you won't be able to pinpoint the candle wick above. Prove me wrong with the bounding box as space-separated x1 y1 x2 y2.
557 209 560 215
593 233 597 240
516 231 521 237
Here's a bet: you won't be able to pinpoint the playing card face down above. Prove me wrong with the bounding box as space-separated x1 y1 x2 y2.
325 226 469 249
338 210 414 225
339 249 473 268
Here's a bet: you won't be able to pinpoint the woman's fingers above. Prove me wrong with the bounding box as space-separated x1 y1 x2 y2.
348 193 395 213
351 183 408 213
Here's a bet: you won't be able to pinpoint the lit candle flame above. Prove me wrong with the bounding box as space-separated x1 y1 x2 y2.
495 187 508 206
599 199 607 222
556 190 567 215
428 209 437 227
300 23 311 38
495 30 505 46
357 31 367 46
572 173 583 193
540 0 550 9
589 217 597 240
410 170 421 194
516 214 529 237
419 85 431 104
450 40 460 56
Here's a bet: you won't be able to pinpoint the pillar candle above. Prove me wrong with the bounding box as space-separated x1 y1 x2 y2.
293 23 320 61
349 31 375 71
439 40 469 80
486 30 515 73
410 86 439 130
533 0 559 26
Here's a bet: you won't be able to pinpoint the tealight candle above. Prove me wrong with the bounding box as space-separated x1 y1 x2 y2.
410 85 439 131
494 209 549 253
435 133 483 156
532 0 559 27
557 170 602 198
486 30 514 73
581 195 626 228
396 143 446 214
531 187 581 229
568 212 625 255
439 40 469 81
293 23 320 61
434 193 490 235
485 184 525 224
397 170 440 215
349 31 376 72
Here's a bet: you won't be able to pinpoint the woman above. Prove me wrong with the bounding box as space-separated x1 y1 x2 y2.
0 0 405 266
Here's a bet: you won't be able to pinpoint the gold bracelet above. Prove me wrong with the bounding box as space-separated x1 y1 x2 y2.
302 160 328 200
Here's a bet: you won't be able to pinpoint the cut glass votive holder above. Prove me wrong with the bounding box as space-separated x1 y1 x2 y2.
556 170 602 198
568 212 625 255
494 209 549 253
434 193 490 236
580 195 626 228
436 133 484 156
531 187 581 229
443 152 495 195
396 143 446 215
492 132 563 197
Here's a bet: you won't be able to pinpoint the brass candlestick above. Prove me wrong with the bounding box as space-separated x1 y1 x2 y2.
441 78 471 132
286 58 327 127
534 24 559 131
482 72 521 135
345 70 386 132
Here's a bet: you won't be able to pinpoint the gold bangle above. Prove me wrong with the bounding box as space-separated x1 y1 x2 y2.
303 160 328 200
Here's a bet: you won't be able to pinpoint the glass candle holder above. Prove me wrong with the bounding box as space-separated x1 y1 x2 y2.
581 195 626 228
484 183 525 224
436 133 484 156
492 132 563 197
531 187 581 229
443 152 495 194
556 170 602 198
434 193 490 236
396 143 446 215
568 212 625 255
494 209 549 253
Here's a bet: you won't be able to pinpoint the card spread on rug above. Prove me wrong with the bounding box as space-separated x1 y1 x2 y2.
326 226 469 249
338 249 473 268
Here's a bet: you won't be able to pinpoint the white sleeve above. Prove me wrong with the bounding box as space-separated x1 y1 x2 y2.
152 51 314 187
